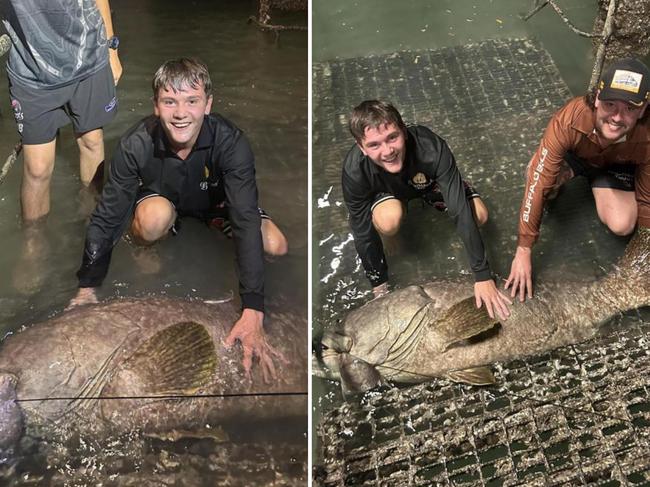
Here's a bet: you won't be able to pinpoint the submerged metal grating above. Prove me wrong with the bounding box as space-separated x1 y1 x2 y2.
316 314 650 486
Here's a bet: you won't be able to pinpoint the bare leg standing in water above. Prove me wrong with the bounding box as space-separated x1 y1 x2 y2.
3 0 121 293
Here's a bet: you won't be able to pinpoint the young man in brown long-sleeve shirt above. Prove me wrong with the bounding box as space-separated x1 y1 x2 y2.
506 58 650 301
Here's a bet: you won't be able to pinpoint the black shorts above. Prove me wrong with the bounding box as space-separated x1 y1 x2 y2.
564 151 635 192
135 188 271 238
370 180 480 213
8 63 117 144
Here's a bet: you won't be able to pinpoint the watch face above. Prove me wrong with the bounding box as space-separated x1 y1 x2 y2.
108 36 119 49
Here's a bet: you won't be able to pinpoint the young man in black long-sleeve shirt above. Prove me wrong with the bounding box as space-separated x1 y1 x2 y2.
342 100 510 320
70 58 288 380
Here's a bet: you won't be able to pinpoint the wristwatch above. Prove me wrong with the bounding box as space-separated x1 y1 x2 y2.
108 35 119 50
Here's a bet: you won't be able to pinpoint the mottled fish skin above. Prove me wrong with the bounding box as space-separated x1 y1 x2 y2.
316 227 650 391
0 298 307 447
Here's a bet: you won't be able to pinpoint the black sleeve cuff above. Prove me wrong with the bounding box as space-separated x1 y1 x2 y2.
77 243 113 288
241 292 264 313
367 268 388 288
473 268 493 282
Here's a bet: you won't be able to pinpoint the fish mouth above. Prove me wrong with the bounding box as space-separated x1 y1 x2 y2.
311 348 341 379
321 332 352 352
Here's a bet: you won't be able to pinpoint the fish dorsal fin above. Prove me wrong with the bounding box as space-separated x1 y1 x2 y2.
445 366 495 386
104 321 217 396
435 297 499 350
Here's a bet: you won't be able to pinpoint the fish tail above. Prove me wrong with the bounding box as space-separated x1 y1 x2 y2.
605 227 650 310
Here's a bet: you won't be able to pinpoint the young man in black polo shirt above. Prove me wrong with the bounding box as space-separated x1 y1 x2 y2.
70 58 288 380
342 100 511 320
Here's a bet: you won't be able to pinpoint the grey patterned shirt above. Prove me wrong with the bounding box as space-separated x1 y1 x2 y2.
2 0 108 89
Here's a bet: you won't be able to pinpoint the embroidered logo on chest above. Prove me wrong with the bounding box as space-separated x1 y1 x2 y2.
200 164 212 190
409 172 432 190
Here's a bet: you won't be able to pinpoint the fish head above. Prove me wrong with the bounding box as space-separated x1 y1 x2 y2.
314 285 443 394
311 346 384 398
339 285 437 364
316 347 342 378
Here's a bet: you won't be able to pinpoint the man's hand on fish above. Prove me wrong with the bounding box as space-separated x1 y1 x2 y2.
474 279 512 321
505 246 534 302
66 287 98 310
224 308 288 383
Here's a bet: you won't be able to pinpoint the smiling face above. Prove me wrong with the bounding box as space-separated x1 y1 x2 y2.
154 81 213 158
357 122 406 174
594 92 647 144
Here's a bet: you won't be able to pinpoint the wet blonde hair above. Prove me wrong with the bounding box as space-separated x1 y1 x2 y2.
152 57 212 100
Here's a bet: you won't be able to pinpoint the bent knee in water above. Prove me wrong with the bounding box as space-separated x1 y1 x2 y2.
372 199 403 236
262 219 288 256
471 198 489 227
132 197 176 243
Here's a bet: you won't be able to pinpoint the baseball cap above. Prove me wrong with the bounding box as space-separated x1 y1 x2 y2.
598 58 650 107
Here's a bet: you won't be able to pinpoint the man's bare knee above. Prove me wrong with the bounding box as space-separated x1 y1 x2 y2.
262 220 288 256
77 130 105 184
372 200 403 236
471 198 489 227
605 216 636 236
132 199 175 243
77 129 104 153
23 144 56 183
593 188 636 237
132 214 171 243
24 160 54 183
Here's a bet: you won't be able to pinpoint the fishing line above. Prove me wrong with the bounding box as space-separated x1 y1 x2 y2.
17 391 307 403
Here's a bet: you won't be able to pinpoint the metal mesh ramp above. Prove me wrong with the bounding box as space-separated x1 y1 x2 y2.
316 314 650 486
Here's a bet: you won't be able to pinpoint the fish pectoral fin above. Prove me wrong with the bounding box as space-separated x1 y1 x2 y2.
445 366 495 386
436 297 499 349
339 353 384 398
105 321 218 396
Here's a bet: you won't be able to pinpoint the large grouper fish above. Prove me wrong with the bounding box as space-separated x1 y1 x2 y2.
314 227 650 395
0 298 307 453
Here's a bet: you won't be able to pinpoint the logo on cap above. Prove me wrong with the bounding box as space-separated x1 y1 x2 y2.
610 70 642 94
